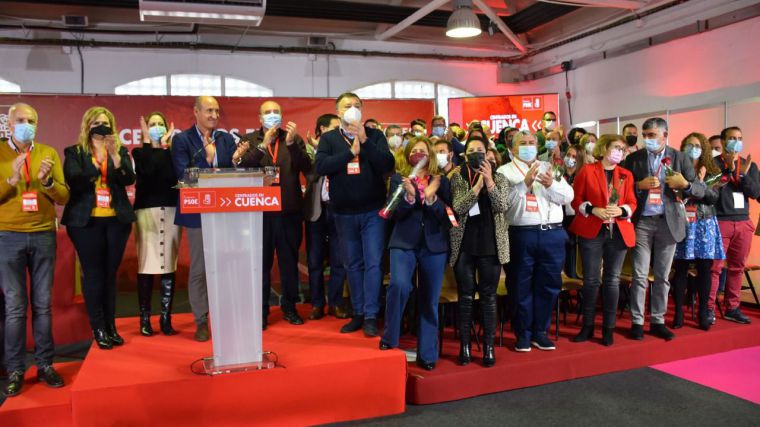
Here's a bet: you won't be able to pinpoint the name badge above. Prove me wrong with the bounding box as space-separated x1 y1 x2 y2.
445 205 459 228
647 188 663 205
347 155 361 175
22 191 38 212
96 188 112 208
469 202 480 217
685 205 697 223
525 193 539 213
733 192 745 210
273 166 281 184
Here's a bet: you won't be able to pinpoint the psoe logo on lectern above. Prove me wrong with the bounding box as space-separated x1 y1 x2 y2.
182 191 200 206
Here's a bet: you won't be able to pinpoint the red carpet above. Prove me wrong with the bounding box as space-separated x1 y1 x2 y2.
404 306 760 404
652 345 760 404
68 308 406 426
0 361 81 427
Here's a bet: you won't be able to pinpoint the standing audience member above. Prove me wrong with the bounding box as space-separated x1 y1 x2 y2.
235 100 312 327
303 113 348 320
672 133 725 330
171 96 237 341
622 123 639 157
315 93 395 336
623 117 703 341
579 133 598 165
708 126 760 324
562 145 580 277
499 131 574 352
133 113 181 336
63 107 135 350
381 137 450 371
570 135 636 346
709 135 723 157
1 103 69 396
535 111 557 153
450 136 510 367
433 138 455 177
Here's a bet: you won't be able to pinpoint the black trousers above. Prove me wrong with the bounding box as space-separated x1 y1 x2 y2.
672 258 713 320
262 213 303 314
454 253 501 346
67 217 132 330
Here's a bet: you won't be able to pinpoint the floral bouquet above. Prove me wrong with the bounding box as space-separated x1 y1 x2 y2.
552 157 565 181
705 173 729 187
661 157 682 202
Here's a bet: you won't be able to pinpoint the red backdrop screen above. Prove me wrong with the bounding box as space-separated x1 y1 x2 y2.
448 93 560 134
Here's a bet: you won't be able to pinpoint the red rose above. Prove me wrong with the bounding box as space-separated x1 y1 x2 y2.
553 157 564 167
661 157 672 167
720 175 729 183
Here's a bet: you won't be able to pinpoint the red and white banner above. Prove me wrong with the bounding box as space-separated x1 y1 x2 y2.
447 93 560 135
0 94 435 153
179 186 282 214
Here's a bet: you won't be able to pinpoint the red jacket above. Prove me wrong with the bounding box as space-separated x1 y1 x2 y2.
569 163 637 247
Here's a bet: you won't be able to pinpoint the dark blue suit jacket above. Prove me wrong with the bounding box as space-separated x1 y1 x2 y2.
171 126 237 228
387 173 451 254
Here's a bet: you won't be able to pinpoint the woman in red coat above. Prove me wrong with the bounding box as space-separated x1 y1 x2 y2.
569 134 637 346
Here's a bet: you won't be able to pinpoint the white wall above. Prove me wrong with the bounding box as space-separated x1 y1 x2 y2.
0 15 758 125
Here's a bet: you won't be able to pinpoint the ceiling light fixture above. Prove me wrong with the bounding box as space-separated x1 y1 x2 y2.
446 0 482 38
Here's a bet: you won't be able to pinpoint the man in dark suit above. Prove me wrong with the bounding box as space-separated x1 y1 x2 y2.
623 117 705 341
233 100 312 327
171 96 236 341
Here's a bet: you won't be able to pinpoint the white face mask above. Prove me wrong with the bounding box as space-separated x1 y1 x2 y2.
388 135 402 149
343 106 362 125
436 153 450 168
543 120 556 131
711 149 721 158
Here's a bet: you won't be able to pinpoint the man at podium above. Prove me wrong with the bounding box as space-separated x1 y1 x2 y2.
171 96 237 341
233 100 312 328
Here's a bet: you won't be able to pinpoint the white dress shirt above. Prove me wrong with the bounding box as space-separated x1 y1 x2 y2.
497 157 574 226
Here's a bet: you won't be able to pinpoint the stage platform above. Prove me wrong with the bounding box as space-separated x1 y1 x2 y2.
1 308 407 427
404 305 760 404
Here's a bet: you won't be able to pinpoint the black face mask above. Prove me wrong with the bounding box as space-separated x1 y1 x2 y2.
89 124 113 138
625 135 638 147
467 152 485 170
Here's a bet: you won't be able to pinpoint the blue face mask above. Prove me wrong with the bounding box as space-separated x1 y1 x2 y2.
726 139 743 154
149 125 167 142
13 122 36 143
518 145 537 163
262 113 282 129
686 145 702 160
644 138 661 153
431 126 446 138
545 139 558 151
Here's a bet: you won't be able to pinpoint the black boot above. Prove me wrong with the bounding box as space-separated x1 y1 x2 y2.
93 329 113 350
457 295 474 365
672 262 687 329
672 309 684 329
137 274 154 336
106 323 124 346
601 327 614 346
159 273 178 335
571 325 594 342
483 344 495 367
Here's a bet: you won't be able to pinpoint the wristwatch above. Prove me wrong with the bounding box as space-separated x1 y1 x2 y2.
42 177 55 189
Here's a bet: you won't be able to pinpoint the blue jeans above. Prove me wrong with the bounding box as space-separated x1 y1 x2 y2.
306 206 345 309
0 231 56 372
383 247 446 363
334 210 386 319
508 227 566 341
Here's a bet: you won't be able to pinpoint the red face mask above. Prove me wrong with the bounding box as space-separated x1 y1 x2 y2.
409 152 428 168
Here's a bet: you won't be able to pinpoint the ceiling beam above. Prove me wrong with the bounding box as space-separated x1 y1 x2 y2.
375 0 450 41
472 0 526 52
538 0 646 9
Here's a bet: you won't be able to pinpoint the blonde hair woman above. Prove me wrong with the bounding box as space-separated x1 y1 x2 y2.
62 106 136 350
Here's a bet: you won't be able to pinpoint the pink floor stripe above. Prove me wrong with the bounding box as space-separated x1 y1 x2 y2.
652 346 760 405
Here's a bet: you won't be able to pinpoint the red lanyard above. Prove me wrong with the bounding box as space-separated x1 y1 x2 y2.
720 155 740 184
22 150 32 190
340 131 354 149
466 166 478 188
93 156 108 188
267 135 280 164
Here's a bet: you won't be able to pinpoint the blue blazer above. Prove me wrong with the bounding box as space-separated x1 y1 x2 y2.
386 173 451 254
171 126 237 228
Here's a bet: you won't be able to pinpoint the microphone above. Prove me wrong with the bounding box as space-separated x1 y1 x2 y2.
191 130 222 167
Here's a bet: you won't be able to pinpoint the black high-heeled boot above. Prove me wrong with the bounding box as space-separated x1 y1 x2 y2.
159 273 178 335
93 329 113 350
137 274 154 336
458 295 473 366
601 327 614 346
106 323 124 346
571 325 595 342
483 344 495 367
481 293 497 367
